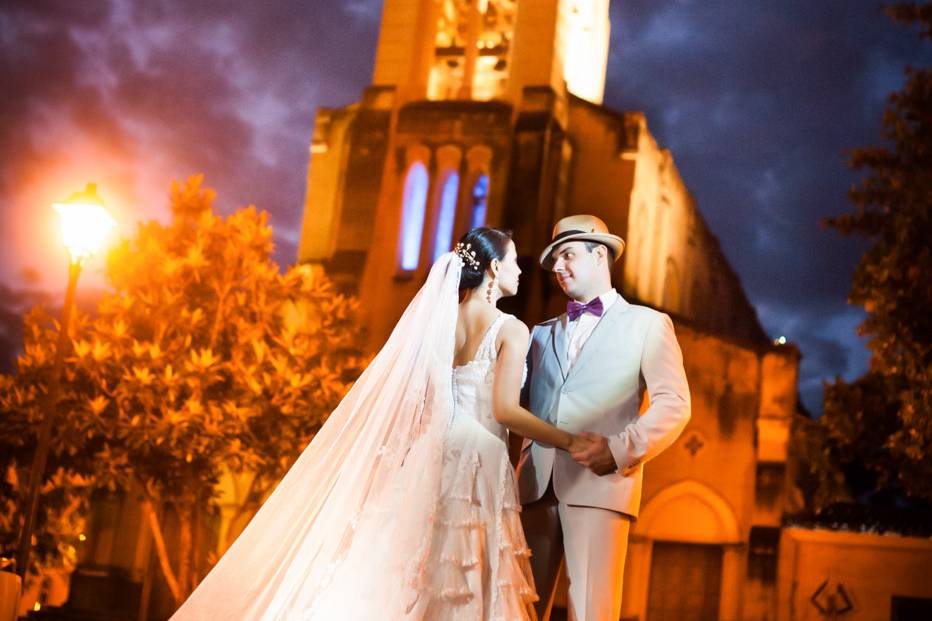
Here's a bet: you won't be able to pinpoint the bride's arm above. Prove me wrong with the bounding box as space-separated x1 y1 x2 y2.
492 319 585 452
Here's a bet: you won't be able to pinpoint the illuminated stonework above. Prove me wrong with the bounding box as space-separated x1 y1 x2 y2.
373 0 610 105
428 0 517 100
559 0 610 104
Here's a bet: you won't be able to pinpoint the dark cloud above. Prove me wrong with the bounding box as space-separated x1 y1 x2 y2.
1 0 927 413
606 0 930 412
0 0 379 282
606 0 916 308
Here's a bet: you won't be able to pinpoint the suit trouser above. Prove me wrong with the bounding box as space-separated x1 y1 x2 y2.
521 481 630 621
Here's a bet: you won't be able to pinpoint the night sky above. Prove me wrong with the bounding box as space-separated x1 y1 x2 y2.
2 0 930 412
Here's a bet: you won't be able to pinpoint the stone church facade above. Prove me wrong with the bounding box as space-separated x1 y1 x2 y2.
19 3 932 621
297 1 801 619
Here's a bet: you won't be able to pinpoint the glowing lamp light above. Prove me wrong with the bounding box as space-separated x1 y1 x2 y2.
52 183 116 262
774 336 787 346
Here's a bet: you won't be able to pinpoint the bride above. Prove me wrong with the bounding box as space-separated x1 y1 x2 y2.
169 227 589 620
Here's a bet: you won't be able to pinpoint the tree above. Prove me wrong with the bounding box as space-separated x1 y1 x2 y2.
1 308 97 582
0 275 53 374
1 279 92 582
1 176 366 605
816 4 932 505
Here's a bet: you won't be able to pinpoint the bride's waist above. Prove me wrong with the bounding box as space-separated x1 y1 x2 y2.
451 402 504 431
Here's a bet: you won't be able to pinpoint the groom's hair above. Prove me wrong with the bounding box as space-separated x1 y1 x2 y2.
457 227 512 290
583 240 615 263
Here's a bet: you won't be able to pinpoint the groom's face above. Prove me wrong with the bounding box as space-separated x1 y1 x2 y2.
550 241 603 300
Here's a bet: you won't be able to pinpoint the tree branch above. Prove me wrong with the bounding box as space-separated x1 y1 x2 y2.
136 482 182 604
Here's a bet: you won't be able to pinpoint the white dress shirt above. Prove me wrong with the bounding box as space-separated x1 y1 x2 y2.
564 289 619 368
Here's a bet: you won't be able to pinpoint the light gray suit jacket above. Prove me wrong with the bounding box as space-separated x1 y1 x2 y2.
516 294 691 518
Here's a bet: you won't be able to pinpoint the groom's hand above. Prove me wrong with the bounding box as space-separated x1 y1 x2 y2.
570 432 618 476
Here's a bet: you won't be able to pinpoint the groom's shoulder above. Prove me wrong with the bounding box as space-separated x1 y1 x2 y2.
624 302 674 333
627 302 664 320
533 315 562 329
529 316 560 338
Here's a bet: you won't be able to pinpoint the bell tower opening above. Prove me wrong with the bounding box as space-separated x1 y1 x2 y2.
428 0 518 101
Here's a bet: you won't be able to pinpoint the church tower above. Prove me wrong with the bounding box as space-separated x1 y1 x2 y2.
369 0 611 106
296 4 803 620
297 0 616 343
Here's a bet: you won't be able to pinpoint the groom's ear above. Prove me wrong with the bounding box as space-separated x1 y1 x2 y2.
595 244 608 263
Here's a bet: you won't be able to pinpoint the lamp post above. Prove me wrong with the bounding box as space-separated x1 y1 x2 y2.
14 183 115 581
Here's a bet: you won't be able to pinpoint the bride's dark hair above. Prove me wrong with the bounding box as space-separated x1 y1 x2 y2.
456 227 512 290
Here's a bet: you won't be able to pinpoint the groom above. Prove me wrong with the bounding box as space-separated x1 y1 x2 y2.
517 215 691 621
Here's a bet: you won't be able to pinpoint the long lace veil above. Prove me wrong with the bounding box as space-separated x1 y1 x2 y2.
170 253 462 620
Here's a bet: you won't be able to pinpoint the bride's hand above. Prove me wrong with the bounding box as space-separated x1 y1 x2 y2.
566 433 594 455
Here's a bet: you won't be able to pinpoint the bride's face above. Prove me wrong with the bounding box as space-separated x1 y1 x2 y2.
495 240 521 297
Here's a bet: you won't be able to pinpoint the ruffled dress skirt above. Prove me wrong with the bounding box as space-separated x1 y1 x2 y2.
410 386 539 619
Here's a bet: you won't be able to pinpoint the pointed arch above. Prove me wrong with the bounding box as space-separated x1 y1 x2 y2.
662 257 681 311
465 145 493 231
433 171 460 261
399 161 429 270
470 173 489 229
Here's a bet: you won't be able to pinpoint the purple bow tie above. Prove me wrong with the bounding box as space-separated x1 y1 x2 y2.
567 297 604 321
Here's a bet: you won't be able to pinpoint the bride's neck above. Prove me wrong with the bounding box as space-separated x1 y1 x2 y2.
461 287 500 308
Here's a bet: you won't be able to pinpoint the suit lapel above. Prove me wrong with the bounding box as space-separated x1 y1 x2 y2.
565 296 629 384
550 316 569 381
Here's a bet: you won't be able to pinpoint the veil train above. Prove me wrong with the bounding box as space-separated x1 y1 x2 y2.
170 253 463 620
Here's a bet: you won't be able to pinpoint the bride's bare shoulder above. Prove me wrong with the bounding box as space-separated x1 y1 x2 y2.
498 316 529 346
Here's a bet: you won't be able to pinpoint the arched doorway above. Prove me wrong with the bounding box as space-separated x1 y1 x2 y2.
627 480 741 621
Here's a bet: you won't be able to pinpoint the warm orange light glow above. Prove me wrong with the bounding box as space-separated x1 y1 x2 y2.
78 533 87 542
52 183 117 262
561 0 611 105
33 602 42 612
428 0 516 101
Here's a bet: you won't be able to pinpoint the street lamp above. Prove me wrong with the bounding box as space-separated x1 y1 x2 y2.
14 183 116 581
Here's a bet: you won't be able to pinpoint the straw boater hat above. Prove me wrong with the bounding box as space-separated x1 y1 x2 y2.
539 214 625 270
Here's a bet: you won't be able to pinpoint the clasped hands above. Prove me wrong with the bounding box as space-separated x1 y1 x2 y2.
566 432 617 476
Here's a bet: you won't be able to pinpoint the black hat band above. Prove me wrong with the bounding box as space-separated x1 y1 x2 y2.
551 229 588 243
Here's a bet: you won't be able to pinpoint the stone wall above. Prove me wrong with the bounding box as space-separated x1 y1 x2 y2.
620 321 797 621
778 528 932 621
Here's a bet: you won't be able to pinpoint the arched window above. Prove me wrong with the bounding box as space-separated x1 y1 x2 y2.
470 174 489 229
662 257 681 311
400 162 429 270
433 172 460 261
632 203 648 292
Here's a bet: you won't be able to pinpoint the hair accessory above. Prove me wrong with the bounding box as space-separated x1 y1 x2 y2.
453 242 481 270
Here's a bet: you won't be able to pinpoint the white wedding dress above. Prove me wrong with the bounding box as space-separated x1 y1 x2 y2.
169 254 537 621
411 312 538 619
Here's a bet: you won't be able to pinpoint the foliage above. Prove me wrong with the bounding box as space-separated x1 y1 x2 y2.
0 176 365 603
0 277 52 374
814 3 932 505
790 413 847 513
0 308 97 581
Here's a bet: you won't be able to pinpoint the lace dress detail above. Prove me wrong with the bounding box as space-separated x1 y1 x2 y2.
411 313 538 620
